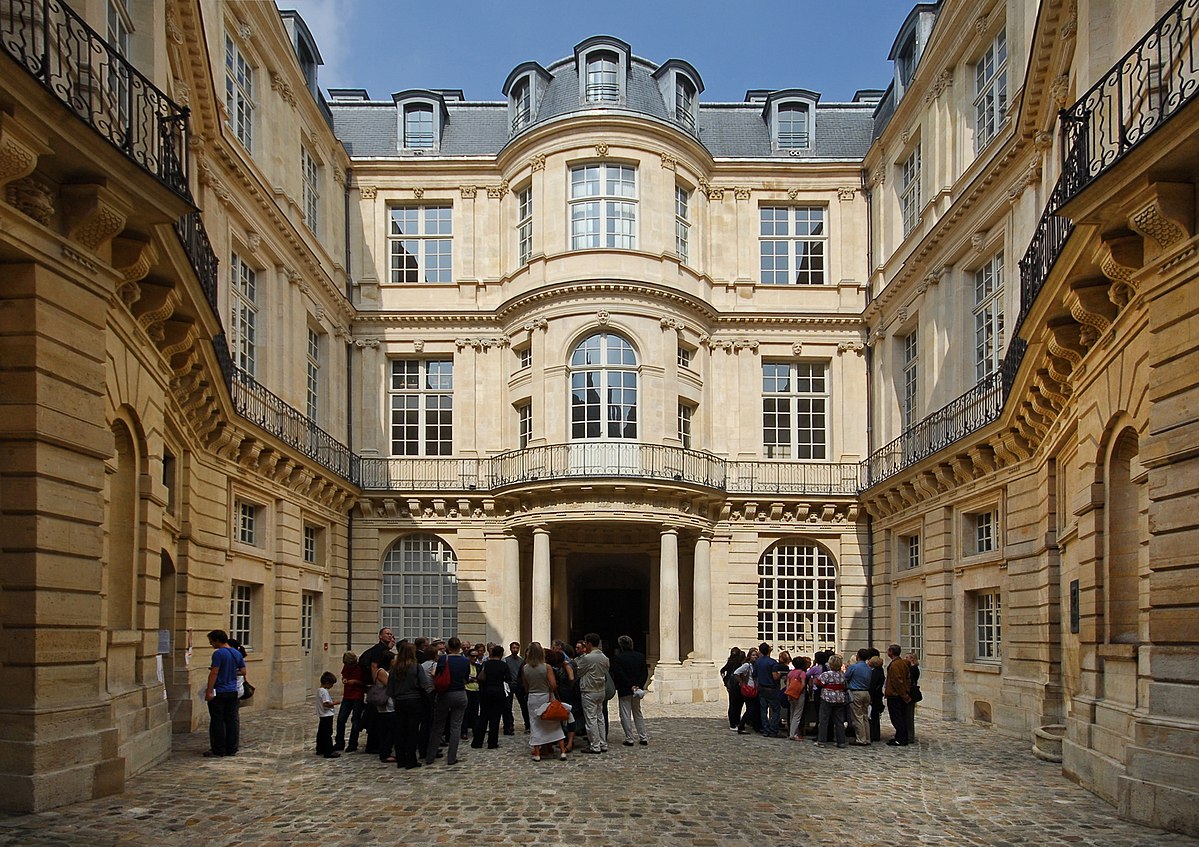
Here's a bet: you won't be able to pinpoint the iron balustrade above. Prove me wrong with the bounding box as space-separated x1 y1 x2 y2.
173 210 219 314
228 368 355 481
489 442 728 490
1060 0 1199 200
0 0 190 199
726 460 861 496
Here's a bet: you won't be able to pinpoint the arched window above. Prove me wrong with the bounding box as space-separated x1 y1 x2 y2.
777 103 809 148
1106 430 1144 644
585 51 619 102
381 534 458 639
569 333 638 440
404 104 434 148
757 541 837 655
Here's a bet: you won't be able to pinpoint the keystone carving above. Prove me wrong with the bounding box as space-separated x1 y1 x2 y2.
596 310 610 325
413 187 425 200
791 342 803 355
595 144 609 157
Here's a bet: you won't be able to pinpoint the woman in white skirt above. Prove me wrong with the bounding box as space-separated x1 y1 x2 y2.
521 642 567 761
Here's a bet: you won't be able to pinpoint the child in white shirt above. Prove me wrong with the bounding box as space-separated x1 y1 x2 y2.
316 671 340 758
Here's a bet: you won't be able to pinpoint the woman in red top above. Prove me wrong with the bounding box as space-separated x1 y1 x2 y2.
335 650 368 752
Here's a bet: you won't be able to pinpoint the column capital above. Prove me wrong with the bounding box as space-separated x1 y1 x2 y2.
532 525 550 536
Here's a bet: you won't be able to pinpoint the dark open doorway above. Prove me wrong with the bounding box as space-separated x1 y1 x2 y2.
569 555 650 652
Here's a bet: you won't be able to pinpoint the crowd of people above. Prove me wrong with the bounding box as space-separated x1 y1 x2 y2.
308 628 650 767
202 628 920 763
720 642 921 748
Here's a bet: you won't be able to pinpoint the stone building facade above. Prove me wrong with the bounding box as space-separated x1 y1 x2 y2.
0 0 1196 835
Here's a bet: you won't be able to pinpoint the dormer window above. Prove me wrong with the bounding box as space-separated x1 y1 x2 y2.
778 103 809 148
675 76 696 129
512 78 531 132
394 91 448 153
653 60 704 134
575 37 630 105
586 51 619 102
762 89 819 153
404 104 434 149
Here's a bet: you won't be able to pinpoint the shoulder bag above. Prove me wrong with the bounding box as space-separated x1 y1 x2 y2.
433 656 452 694
365 668 389 708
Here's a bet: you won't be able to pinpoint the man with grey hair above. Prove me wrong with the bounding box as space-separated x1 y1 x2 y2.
610 634 649 746
576 632 610 753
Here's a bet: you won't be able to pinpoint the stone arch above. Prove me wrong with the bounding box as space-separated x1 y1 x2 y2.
755 537 839 657
379 532 459 640
1104 426 1144 644
105 414 143 631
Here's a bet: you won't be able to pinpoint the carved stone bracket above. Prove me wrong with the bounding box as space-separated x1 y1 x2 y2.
358 185 377 199
1046 319 1086 376
837 186 857 202
1050 75 1071 110
923 68 954 105
112 235 157 304
7 176 55 224
734 187 751 201
60 183 129 251
486 180 510 199
459 185 477 199
0 115 51 190
354 337 380 348
269 71 297 108
454 337 510 350
660 317 684 331
707 186 726 201
1094 234 1142 284
1127 182 1194 252
522 318 549 332
700 336 757 353
529 154 546 171
660 152 677 171
1067 280 1117 346
838 341 866 356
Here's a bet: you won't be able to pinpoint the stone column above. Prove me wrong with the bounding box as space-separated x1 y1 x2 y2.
532 527 551 644
692 533 712 662
502 533 520 645
659 527 680 664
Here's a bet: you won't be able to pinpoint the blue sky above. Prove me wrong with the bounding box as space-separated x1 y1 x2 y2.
282 1 915 103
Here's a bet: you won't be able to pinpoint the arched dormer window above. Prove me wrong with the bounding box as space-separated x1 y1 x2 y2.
762 89 820 153
653 59 704 133
569 332 638 440
393 90 451 153
575 37 630 105
502 62 552 135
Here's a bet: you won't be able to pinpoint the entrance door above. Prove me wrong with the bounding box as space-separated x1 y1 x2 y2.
570 554 651 652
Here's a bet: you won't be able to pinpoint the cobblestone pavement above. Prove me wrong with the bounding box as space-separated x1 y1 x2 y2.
1 701 1196 847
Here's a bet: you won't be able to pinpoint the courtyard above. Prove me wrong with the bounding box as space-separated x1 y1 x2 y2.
0 701 1194 847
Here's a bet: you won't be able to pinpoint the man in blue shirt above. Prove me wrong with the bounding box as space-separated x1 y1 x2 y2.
753 642 783 737
844 648 875 745
205 629 246 757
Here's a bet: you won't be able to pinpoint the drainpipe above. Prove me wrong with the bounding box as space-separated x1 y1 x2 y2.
860 165 875 646
343 165 355 648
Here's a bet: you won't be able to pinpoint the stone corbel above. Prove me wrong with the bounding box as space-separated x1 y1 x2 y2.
1127 182 1194 253
660 152 677 170
1050 75 1071 110
111 235 158 304
1094 233 1142 286
1034 370 1070 409
59 183 128 251
237 439 264 468
837 186 857 202
523 318 548 332
269 72 297 108
707 186 726 201
0 114 52 190
734 187 751 201
1046 318 1086 376
529 154 546 172
132 280 181 341
733 339 759 353
950 455 976 484
358 185 377 199
1066 279 1117 346
838 340 866 356
660 317 684 332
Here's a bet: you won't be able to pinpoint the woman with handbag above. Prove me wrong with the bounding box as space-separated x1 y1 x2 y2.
368 665 395 762
733 646 761 734
546 648 578 753
387 642 430 769
522 642 567 762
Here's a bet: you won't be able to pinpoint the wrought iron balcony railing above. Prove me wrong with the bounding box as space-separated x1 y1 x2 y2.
174 210 219 314
0 0 190 199
861 0 1199 490
1060 0 1199 200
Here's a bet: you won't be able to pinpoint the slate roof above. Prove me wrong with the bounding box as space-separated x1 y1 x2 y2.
329 53 876 161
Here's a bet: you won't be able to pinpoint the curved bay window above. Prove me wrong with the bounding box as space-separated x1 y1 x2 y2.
381 534 458 639
757 541 837 656
570 333 638 440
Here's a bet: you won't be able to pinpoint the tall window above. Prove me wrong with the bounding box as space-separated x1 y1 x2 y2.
517 347 532 370
975 31 1008 151
757 542 837 656
517 402 533 449
382 534 458 640
974 252 1004 381
678 402 694 448
970 510 997 554
762 362 828 459
901 329 919 429
225 34 254 150
517 186 533 266
900 145 921 236
306 327 321 422
570 164 636 250
675 185 691 263
390 360 453 456
677 345 692 369
675 76 696 129
303 524 318 565
570 333 638 440
231 253 256 376
300 592 315 652
975 591 1002 660
899 598 923 658
760 206 826 285
777 103 809 148
389 206 453 283
236 500 258 546
404 104 434 149
229 583 253 648
302 146 320 233
585 51 619 102
511 77 531 132
106 0 132 127
901 533 921 570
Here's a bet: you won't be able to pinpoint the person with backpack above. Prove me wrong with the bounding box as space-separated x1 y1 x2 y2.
423 637 470 765
785 655 811 740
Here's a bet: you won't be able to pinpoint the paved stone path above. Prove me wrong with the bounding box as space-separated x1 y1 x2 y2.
1 701 1195 847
